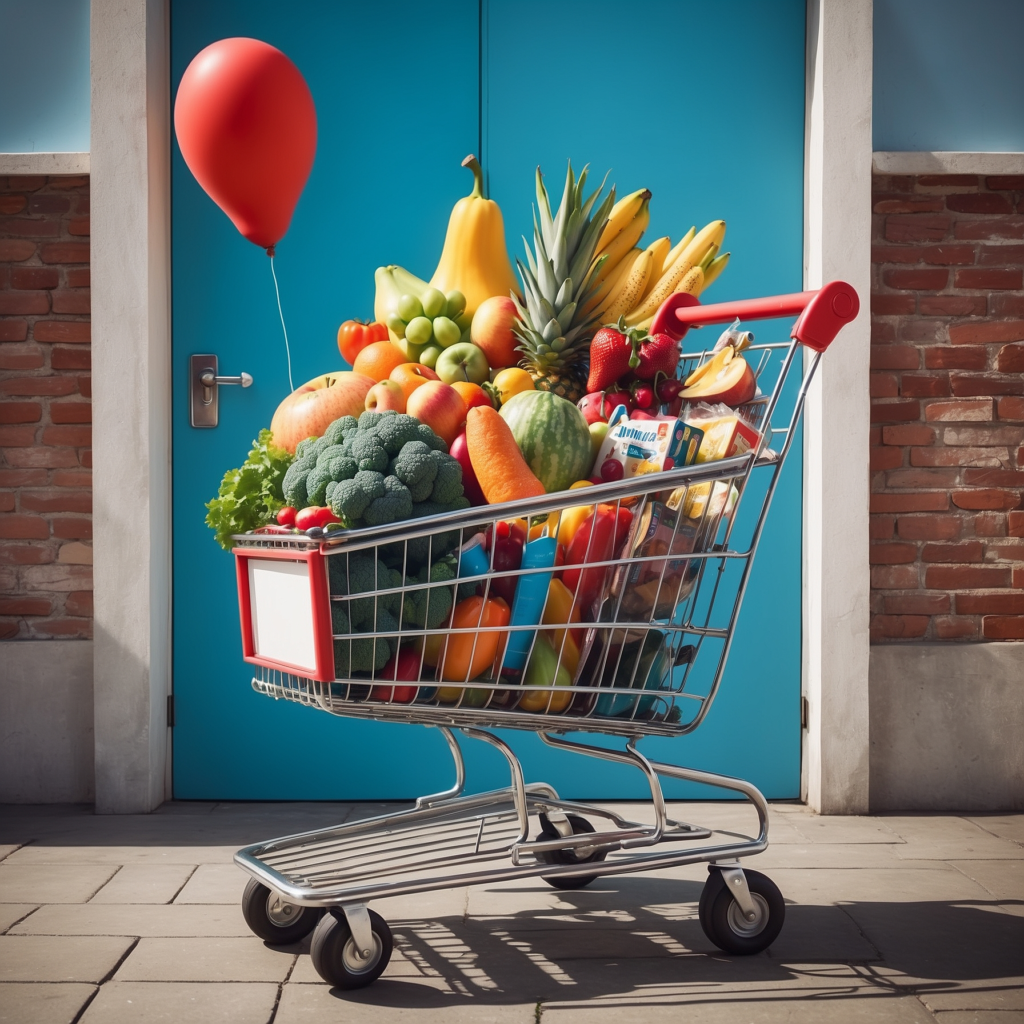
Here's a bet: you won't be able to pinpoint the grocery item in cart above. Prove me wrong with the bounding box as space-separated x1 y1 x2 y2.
573 625 672 719
678 404 761 520
594 406 704 480
610 499 700 619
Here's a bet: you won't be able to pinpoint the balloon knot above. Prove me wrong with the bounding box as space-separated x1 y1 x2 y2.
266 245 276 258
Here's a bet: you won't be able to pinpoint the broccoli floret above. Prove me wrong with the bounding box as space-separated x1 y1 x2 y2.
295 437 318 460
413 496 471 518
323 415 358 447
328 470 385 524
416 422 449 452
315 444 346 468
357 410 393 433
282 458 314 508
428 450 464 504
376 413 423 456
304 450 359 506
325 480 339 505
402 554 457 630
328 551 403 623
391 440 438 502
364 475 413 527
348 432 388 473
332 606 397 675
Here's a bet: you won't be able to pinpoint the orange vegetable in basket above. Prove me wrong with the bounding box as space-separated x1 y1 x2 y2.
542 578 584 649
465 406 545 505
438 595 510 683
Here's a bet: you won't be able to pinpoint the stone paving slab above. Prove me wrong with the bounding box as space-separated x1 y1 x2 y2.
0 847 20 864
766 865 996 904
949 859 1024 901
931 1013 1024 1023
0 863 118 904
276 983 535 1023
965 815 1024 846
113 936 294 983
883 818 1023 861
1 845 239 866
0 904 35 933
173 863 247 904
79 981 279 1024
11 902 253 937
90 864 196 904
0 982 96 1024
0 935 135 982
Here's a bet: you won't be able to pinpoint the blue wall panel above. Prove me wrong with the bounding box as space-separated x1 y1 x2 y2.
0 0 90 152
874 0 1024 152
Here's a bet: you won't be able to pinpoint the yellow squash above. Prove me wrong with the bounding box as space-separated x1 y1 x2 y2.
429 154 519 320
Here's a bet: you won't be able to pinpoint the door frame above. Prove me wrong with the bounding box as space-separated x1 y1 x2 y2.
89 0 872 812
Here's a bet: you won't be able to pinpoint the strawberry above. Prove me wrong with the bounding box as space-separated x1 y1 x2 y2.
633 331 680 382
587 324 634 392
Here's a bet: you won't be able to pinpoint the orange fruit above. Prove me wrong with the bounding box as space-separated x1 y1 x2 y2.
352 341 408 382
492 367 535 404
451 381 493 412
390 362 440 401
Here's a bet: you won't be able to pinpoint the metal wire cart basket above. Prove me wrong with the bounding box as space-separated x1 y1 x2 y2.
230 282 858 989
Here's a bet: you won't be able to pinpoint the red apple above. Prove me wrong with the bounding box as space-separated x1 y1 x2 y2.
679 353 756 407
365 380 407 413
270 371 376 453
406 381 467 448
470 295 520 369
450 431 486 505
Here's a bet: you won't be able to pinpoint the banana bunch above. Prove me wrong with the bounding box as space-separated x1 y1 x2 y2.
580 187 731 330
621 219 729 330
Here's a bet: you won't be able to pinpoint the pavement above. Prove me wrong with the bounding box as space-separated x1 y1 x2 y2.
0 799 1022 1024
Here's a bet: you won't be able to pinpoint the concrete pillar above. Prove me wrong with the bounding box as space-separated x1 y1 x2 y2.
91 0 172 812
802 0 874 812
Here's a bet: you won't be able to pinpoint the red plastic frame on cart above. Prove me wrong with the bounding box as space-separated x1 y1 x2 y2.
234 546 335 682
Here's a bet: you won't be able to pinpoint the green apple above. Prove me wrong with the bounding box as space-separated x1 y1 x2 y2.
435 342 490 385
589 420 609 464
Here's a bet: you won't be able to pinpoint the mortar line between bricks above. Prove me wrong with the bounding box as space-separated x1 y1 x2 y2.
167 863 200 904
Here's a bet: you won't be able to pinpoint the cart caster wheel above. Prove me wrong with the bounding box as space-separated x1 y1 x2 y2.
241 878 321 945
310 908 392 989
536 813 608 890
699 868 785 955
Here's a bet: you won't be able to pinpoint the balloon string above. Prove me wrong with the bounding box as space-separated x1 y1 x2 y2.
269 254 295 393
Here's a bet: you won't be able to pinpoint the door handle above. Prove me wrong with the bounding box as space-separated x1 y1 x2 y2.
190 354 254 428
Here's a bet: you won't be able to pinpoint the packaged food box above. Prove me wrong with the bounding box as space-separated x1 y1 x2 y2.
675 409 761 520
594 407 704 480
610 499 700 618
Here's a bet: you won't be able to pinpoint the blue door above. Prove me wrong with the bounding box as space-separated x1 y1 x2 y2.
171 0 806 799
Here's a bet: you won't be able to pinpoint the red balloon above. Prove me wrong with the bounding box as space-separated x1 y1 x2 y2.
174 38 317 251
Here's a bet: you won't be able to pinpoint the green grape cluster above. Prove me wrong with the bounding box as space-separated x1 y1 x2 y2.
387 288 471 368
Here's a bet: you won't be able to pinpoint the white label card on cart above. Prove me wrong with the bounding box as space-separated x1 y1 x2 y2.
248 559 318 673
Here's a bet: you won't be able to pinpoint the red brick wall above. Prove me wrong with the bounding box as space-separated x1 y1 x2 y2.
0 175 92 640
870 172 1024 643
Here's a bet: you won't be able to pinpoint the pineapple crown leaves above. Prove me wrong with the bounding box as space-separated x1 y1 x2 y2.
512 161 616 361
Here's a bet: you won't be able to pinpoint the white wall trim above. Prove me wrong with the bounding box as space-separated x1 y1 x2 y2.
873 151 1024 175
0 152 90 175
801 0 873 813
91 0 172 813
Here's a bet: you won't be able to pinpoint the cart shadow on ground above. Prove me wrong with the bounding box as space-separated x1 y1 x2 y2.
272 875 1024 1009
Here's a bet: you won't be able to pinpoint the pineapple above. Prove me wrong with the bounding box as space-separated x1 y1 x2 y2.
512 163 615 402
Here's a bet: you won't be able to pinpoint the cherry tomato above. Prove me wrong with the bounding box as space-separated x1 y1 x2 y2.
337 319 389 366
600 458 624 482
276 506 297 527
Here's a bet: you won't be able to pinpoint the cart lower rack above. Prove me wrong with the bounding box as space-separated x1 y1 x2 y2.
231 283 858 989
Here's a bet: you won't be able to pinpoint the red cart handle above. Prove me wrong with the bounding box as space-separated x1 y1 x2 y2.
649 280 859 353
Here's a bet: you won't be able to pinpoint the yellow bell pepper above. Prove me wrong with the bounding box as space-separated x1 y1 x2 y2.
547 481 596 548
541 578 584 650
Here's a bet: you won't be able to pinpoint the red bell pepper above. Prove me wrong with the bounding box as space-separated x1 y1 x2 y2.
559 504 633 615
370 647 423 704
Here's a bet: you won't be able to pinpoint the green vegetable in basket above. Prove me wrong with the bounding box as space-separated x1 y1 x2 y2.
205 429 293 550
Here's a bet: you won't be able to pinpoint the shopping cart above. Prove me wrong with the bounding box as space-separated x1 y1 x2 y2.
230 282 858 989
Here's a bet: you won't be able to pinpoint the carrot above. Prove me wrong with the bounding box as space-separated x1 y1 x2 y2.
465 406 546 504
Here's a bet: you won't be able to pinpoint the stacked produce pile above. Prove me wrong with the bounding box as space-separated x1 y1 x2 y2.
207 154 764 713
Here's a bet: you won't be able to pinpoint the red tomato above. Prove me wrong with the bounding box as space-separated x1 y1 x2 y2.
337 319 389 366
294 506 339 531
370 647 423 703
276 506 297 526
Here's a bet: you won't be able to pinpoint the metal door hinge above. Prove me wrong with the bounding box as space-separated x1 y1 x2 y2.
167 694 175 729
801 696 808 730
